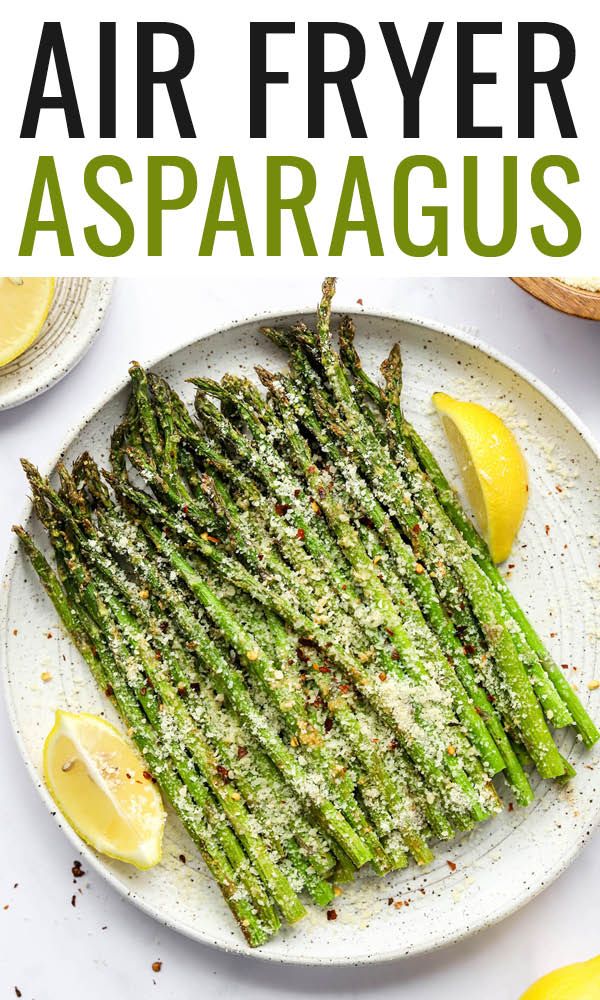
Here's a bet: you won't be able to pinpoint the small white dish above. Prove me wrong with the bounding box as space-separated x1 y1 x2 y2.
0 278 113 410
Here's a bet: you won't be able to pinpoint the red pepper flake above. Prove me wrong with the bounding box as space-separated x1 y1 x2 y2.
387 896 394 906
556 485 563 493
72 860 85 879
237 746 248 759
389 739 398 751
152 961 162 973
275 503 290 516
318 666 331 674
71 894 77 907
179 854 186 863
294 489 301 498
12 629 18 637
182 505 189 515
561 664 569 670
324 717 334 733
307 465 318 475
216 765 230 782
390 649 400 661
356 298 363 306
47 632 53 640
464 644 476 655
550 632 557 638
412 523 421 535
508 564 515 570
446 860 457 872
326 909 337 921
379 672 387 682
104 684 114 697
508 802 514 812
385 628 395 637
296 528 305 541
338 683 350 692
545 524 550 535
142 771 153 782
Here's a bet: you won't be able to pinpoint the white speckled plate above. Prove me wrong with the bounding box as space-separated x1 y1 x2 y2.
0 278 113 410
1 309 599 964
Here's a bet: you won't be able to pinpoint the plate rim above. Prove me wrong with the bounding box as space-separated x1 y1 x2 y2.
0 277 114 411
2 302 599 966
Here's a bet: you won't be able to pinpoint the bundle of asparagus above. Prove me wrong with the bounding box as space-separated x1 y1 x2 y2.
15 278 598 947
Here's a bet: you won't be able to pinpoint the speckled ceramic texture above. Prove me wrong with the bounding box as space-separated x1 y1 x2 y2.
2 310 599 965
0 278 113 410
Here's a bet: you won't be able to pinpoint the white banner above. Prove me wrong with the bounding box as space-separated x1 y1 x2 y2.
1 0 599 275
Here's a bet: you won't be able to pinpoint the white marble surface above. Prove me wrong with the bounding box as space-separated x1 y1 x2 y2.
1 277 598 1000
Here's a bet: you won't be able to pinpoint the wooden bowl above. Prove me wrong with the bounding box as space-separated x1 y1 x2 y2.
512 277 600 320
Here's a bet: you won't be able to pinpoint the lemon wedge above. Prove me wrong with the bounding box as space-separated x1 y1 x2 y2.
432 391 528 564
520 955 600 999
0 277 55 368
44 710 166 869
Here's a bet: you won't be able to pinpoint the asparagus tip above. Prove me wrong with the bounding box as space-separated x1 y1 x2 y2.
20 457 38 478
254 365 277 391
322 276 337 298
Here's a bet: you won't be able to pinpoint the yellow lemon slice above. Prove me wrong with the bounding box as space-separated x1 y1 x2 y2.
432 391 528 564
520 955 600 999
0 277 55 368
43 710 166 869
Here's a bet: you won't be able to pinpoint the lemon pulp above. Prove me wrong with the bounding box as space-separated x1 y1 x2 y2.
0 277 55 368
432 391 528 564
44 710 165 869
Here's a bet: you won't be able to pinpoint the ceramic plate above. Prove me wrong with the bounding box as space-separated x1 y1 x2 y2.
0 278 113 410
1 309 599 964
